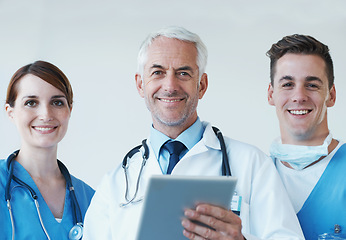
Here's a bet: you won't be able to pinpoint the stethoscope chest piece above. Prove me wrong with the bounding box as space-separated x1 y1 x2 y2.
5 150 84 240
69 224 83 240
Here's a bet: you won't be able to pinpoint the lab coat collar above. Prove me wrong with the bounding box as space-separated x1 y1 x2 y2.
201 122 222 151
173 122 221 160
149 118 204 160
145 121 222 174
147 121 221 153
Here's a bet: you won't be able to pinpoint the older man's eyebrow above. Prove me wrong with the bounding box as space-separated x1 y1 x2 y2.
176 66 194 72
150 64 165 69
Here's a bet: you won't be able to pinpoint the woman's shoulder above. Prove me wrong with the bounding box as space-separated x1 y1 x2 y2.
70 175 95 197
0 159 8 174
0 159 8 185
0 158 7 167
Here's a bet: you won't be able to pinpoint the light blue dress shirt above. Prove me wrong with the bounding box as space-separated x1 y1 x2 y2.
149 117 205 174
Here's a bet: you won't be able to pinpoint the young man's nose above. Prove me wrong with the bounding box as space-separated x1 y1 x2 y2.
291 87 308 103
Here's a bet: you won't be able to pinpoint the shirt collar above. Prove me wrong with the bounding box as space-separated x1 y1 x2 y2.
149 117 204 159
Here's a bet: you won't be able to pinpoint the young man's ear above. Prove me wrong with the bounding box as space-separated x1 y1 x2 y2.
327 84 336 107
268 83 275 106
135 73 145 98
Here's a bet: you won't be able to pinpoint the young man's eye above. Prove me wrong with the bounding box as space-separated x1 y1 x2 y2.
24 100 37 107
307 83 319 89
282 82 293 88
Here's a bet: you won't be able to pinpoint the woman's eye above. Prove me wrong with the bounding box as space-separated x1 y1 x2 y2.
52 100 64 106
24 100 37 107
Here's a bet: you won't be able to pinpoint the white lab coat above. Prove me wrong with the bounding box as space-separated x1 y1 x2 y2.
84 122 304 240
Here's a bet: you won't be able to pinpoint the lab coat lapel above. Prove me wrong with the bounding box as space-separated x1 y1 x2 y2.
145 141 164 175
172 124 223 175
123 142 162 202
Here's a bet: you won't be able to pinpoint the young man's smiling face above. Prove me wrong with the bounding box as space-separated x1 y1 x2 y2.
268 53 336 144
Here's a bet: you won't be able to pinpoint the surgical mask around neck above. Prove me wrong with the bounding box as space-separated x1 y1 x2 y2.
270 134 332 170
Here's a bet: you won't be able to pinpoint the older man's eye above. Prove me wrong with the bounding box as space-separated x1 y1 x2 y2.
179 72 190 76
153 71 163 75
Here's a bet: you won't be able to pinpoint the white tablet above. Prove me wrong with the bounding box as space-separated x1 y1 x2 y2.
136 175 237 240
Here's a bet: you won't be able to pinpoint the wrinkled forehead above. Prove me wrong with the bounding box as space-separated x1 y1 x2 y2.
144 37 198 70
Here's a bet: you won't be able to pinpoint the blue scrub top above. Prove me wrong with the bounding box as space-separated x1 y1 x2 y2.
0 156 95 239
297 144 346 239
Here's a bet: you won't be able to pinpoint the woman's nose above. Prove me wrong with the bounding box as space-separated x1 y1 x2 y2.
38 105 53 121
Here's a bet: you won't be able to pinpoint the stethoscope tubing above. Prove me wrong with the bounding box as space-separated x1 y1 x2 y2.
120 127 231 207
5 150 83 240
213 127 231 176
58 159 83 226
120 140 149 207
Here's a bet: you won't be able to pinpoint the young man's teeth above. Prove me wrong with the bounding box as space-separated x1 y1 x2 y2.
290 110 309 115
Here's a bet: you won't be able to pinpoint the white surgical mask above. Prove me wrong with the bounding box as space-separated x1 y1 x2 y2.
270 134 332 170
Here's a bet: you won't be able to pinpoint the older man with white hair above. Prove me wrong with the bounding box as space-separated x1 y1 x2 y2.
83 26 303 240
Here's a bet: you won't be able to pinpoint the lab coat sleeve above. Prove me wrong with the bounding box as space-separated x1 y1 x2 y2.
221 135 304 240
246 153 304 240
83 173 112 240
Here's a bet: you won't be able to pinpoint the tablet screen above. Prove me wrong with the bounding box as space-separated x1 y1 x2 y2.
136 175 237 240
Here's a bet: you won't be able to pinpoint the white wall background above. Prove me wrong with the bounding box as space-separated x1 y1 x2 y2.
1 0 345 189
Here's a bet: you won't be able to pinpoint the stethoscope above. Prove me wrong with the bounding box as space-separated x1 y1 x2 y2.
5 150 84 240
120 126 231 207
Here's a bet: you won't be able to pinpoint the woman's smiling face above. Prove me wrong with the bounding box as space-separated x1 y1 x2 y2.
6 74 72 150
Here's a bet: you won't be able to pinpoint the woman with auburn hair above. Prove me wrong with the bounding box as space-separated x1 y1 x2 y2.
0 60 94 240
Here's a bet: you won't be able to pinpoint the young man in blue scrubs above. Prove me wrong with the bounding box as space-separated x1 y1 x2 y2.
267 34 346 239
